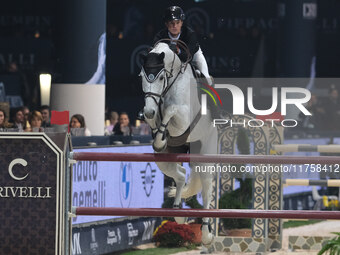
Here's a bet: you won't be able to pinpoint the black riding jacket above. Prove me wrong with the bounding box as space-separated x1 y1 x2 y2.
153 25 199 62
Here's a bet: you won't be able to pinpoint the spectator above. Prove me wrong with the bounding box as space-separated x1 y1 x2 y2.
11 107 26 131
105 111 119 135
138 120 151 135
22 106 31 129
69 114 91 136
40 105 51 128
0 108 12 130
113 112 132 136
26 111 43 132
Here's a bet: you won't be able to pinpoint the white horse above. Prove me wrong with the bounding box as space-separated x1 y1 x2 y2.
140 42 217 245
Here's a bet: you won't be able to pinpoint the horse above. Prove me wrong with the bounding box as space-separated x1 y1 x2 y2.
140 42 217 246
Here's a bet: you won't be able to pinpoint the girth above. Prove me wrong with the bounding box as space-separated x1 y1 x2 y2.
167 110 202 147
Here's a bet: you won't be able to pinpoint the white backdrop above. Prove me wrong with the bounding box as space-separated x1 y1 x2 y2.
50 83 105 135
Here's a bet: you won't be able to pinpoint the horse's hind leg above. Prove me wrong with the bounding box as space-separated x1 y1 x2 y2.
156 161 187 223
200 169 214 246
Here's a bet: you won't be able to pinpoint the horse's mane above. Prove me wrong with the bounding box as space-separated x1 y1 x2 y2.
151 42 171 55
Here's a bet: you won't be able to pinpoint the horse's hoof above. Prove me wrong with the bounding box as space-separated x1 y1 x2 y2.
200 246 211 254
152 140 167 152
152 143 165 152
174 217 187 224
173 205 187 224
202 233 214 247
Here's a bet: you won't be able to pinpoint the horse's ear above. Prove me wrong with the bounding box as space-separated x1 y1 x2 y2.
159 52 165 61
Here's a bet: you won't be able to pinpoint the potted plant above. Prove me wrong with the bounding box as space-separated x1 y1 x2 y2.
318 232 340 255
153 220 195 247
185 195 203 243
162 195 203 243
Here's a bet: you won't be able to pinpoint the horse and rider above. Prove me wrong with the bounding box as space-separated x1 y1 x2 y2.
139 6 217 248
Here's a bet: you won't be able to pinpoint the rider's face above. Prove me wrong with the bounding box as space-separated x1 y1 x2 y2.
166 20 183 37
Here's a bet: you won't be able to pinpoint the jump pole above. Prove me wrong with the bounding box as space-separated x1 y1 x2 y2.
284 179 340 187
73 207 340 220
70 152 340 164
273 144 340 153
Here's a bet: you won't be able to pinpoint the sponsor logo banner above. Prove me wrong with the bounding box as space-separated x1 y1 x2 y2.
72 145 164 224
72 217 161 255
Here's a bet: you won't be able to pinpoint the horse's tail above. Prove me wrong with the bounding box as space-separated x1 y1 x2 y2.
168 170 201 199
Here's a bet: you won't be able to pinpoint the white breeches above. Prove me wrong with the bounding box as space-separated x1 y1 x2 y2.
192 47 211 84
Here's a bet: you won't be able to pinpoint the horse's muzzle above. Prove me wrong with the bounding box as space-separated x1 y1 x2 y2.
144 109 155 119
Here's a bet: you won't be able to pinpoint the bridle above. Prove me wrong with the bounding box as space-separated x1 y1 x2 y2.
142 40 191 125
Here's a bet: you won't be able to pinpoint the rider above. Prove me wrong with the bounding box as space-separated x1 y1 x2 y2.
137 6 212 121
154 6 212 83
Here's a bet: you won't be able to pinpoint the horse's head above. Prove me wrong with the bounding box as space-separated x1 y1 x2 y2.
140 43 179 120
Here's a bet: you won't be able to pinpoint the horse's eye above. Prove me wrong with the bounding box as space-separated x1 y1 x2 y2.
160 75 164 81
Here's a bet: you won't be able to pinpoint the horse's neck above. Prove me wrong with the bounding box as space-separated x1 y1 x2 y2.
165 62 198 100
164 53 181 74
165 63 200 119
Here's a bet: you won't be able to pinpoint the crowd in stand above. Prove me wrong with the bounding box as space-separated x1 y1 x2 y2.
104 110 150 136
0 105 51 132
0 105 151 137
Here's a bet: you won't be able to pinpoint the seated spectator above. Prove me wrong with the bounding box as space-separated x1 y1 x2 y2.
0 108 13 130
40 105 51 128
11 107 26 131
105 111 119 135
69 114 91 136
113 112 132 136
138 120 151 135
26 111 43 132
22 106 30 129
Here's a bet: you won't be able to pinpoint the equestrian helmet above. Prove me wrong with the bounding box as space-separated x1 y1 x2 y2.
163 6 185 23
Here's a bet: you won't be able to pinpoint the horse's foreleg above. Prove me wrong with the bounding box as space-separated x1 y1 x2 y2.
144 117 158 136
153 105 177 152
200 170 214 246
156 161 187 223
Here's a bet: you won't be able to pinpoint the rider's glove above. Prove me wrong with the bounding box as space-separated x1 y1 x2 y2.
169 43 179 54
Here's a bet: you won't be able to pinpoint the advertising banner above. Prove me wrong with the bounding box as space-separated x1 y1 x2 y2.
0 133 65 255
72 217 162 255
72 145 164 224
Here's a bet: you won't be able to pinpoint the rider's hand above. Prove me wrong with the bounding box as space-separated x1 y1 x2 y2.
169 43 179 54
